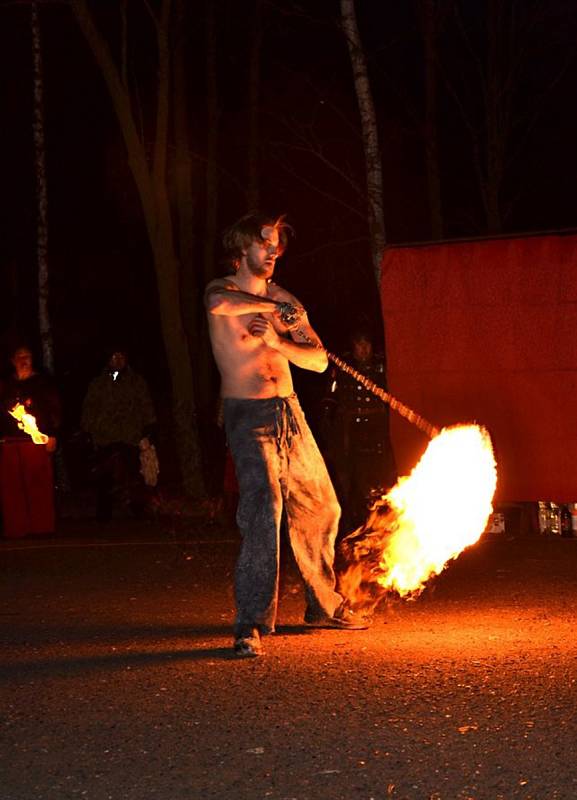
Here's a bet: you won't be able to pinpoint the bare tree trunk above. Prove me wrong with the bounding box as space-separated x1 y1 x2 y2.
340 0 386 286
450 0 513 234
421 0 443 240
70 0 205 497
203 0 219 287
31 2 54 373
247 0 263 210
173 0 197 315
340 0 395 479
8 259 20 338
173 0 201 382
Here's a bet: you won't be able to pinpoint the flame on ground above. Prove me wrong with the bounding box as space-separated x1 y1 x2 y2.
338 424 497 613
9 403 49 445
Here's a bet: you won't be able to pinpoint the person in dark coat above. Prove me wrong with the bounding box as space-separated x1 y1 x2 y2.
81 347 156 521
320 328 397 535
0 345 61 538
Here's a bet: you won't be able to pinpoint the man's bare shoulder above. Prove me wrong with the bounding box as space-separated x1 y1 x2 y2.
204 277 239 300
267 281 300 304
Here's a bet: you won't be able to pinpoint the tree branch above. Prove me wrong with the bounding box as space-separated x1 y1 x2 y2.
68 0 156 236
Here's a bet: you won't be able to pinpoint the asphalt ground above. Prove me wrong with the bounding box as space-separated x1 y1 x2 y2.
1 518 577 800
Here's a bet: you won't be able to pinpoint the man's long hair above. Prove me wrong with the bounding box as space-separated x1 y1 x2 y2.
222 212 292 273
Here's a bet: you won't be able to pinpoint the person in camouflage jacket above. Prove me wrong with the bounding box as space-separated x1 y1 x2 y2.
81 348 156 521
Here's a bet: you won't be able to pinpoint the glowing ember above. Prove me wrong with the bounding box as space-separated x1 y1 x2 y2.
338 424 497 614
9 403 49 445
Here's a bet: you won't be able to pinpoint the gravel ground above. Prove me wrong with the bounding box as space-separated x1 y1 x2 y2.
1 521 577 800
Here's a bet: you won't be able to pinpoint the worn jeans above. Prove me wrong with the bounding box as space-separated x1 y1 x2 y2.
224 393 342 635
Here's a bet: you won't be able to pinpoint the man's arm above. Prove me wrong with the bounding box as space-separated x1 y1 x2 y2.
248 314 328 373
261 283 329 372
272 335 328 373
205 280 279 317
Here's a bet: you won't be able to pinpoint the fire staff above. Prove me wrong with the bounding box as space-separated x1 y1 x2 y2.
205 212 369 658
0 345 60 539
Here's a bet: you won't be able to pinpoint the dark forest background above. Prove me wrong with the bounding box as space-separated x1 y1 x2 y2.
1 0 576 495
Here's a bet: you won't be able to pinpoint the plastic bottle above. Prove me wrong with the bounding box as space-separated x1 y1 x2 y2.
560 505 573 537
549 502 561 535
571 503 577 537
537 501 549 534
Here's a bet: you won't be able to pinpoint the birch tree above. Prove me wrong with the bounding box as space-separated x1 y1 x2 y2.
31 2 54 373
340 0 386 286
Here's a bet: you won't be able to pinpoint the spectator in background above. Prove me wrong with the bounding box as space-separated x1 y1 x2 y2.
0 344 61 538
320 328 397 534
81 347 156 522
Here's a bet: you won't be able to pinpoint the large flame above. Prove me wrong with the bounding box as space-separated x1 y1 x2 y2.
9 403 49 445
338 424 497 613
378 424 497 597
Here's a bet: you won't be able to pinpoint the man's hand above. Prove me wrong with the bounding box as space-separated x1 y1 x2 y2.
45 436 57 454
248 316 281 348
249 309 328 373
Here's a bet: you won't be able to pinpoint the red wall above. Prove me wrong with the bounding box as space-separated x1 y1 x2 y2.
381 234 577 501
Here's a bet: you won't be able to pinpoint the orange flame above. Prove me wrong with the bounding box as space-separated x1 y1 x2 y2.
9 403 49 445
337 424 497 615
378 424 497 597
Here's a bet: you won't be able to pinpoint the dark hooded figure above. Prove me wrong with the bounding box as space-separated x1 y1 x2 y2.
81 346 156 521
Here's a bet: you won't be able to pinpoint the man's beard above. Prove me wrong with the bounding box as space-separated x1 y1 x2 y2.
247 255 275 278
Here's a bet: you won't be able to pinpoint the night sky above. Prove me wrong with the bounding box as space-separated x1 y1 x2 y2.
1 0 576 436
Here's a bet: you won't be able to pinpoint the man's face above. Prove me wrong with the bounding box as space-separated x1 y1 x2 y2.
109 352 127 372
12 348 33 377
243 227 281 279
352 337 372 363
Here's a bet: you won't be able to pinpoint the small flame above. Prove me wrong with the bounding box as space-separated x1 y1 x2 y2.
9 403 49 445
338 424 497 612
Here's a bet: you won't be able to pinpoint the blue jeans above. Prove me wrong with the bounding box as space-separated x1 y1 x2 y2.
224 394 342 635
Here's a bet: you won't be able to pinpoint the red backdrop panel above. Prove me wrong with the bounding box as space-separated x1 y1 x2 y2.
380 234 577 502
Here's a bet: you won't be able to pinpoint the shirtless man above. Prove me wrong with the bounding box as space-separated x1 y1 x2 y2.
205 212 368 658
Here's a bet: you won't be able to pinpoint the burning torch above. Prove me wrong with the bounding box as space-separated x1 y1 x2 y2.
9 403 49 445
